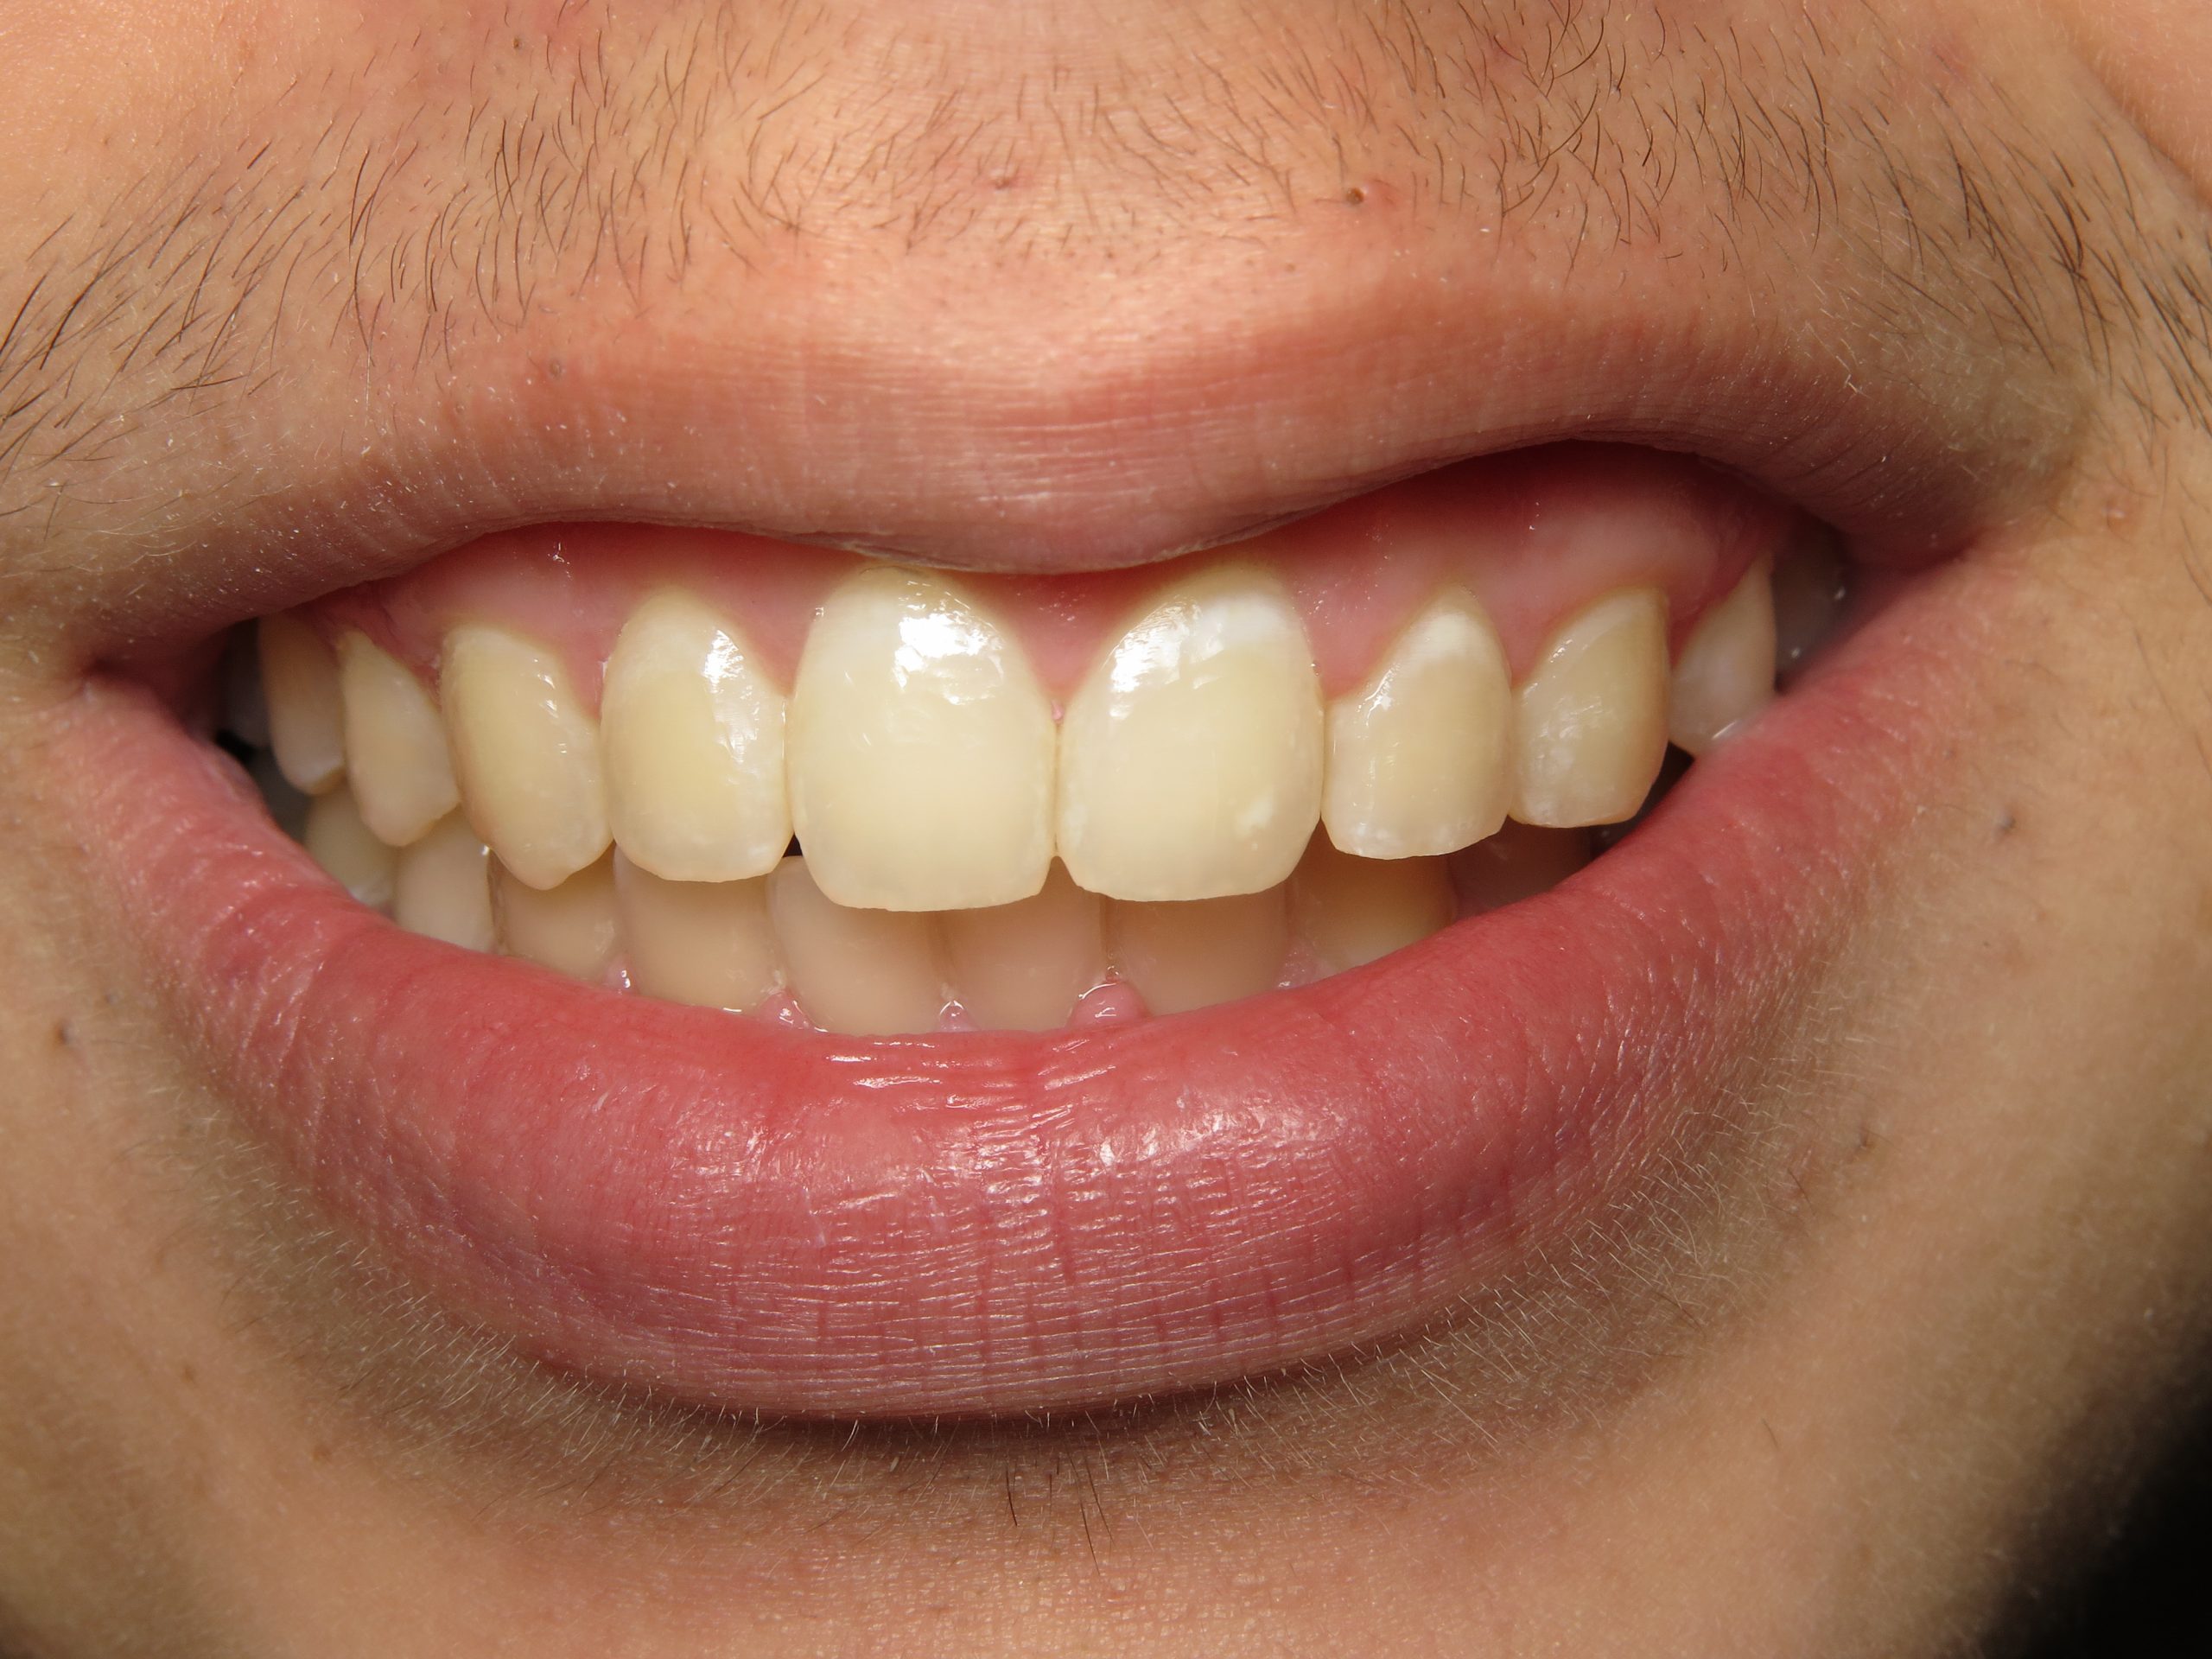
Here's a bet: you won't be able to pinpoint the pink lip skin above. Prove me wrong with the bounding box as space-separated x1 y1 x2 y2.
48 569 1961 1419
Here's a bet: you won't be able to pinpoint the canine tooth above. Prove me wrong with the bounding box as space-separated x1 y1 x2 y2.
1324 592 1512 857
616 855 781 1013
337 632 459 846
1108 887 1290 1015
1511 588 1669 827
392 812 495 951
942 861 1105 1031
493 854 619 982
1058 569 1322 902
1290 838 1455 971
602 592 789 883
442 625 609 891
788 568 1055 911
303 785 397 911
1449 823 1593 912
257 614 344 793
766 857 944 1035
1669 558 1776 754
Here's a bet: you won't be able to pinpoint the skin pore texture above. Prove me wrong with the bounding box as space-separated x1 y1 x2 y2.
0 0 2209 1653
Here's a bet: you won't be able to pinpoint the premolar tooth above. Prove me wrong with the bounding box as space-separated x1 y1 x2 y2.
1511 588 1669 827
788 568 1055 911
617 855 781 1013
1290 838 1454 971
337 632 459 846
442 625 610 891
942 861 1105 1031
766 857 944 1035
258 614 345 794
493 854 619 982
601 592 789 883
1108 887 1290 1015
1058 569 1322 901
1669 558 1776 755
1449 823 1593 912
1324 592 1511 857
303 785 397 911
393 812 495 951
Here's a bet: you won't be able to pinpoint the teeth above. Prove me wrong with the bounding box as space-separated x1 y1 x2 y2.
766 857 945 1035
303 785 398 910
392 812 496 951
1108 887 1290 1015
616 855 782 1013
601 592 790 883
1771 529 1849 679
257 614 345 794
788 568 1055 912
441 625 610 891
493 854 620 982
942 861 1105 1031
1510 588 1670 828
1669 558 1776 755
1058 569 1322 902
337 633 460 846
1449 822 1593 912
1289 837 1455 971
1323 592 1512 858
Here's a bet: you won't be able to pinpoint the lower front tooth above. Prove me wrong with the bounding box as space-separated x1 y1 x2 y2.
1511 588 1670 828
1289 838 1455 971
941 861 1105 1031
1449 823 1594 912
1108 887 1290 1015
303 785 397 911
393 812 495 951
1669 557 1776 755
493 854 620 982
337 633 460 847
766 857 945 1035
616 855 782 1013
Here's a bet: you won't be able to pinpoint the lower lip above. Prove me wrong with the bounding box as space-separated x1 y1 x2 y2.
54 578 1963 1416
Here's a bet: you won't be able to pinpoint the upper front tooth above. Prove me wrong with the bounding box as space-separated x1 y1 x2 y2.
1324 591 1512 858
1511 588 1670 827
1669 557 1777 755
258 614 345 794
337 632 460 847
441 625 610 891
1058 568 1322 902
601 591 789 883
788 568 1055 912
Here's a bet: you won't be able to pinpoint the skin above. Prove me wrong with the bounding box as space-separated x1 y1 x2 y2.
1 0 2210 1653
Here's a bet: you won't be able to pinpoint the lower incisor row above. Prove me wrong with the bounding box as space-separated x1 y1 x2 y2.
266 562 1777 911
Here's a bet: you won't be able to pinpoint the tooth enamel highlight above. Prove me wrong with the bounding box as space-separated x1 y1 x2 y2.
788 569 1055 912
337 632 460 846
1510 588 1670 828
1109 887 1291 1015
442 625 610 891
392 812 496 951
1323 592 1512 858
942 861 1105 1031
601 592 790 883
493 854 619 982
1290 838 1455 971
616 855 782 1013
303 785 398 911
1449 823 1593 912
766 857 945 1035
1669 558 1776 755
258 614 345 794
1058 569 1322 902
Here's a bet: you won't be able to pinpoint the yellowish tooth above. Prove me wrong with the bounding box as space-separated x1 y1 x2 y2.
392 812 495 951
1058 569 1322 902
1448 823 1593 913
1511 588 1670 827
258 613 345 795
303 785 397 911
942 861 1105 1032
766 857 944 1035
1108 887 1290 1015
337 632 459 847
1669 557 1776 755
616 855 781 1013
601 592 789 883
788 568 1055 912
1289 838 1455 971
1323 592 1512 857
442 625 610 891
493 854 619 982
